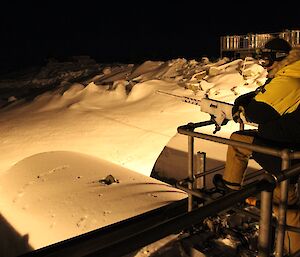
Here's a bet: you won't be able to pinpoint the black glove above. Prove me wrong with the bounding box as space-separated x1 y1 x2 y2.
234 91 257 108
232 91 257 123
232 106 245 123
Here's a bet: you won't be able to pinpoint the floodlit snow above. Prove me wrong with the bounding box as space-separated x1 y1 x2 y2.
0 56 266 256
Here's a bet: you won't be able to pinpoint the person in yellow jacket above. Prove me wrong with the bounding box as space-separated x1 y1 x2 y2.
214 38 300 254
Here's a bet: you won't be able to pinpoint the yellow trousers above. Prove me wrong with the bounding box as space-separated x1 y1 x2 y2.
223 132 300 254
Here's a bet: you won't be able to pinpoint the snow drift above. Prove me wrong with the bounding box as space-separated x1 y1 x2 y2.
0 56 266 256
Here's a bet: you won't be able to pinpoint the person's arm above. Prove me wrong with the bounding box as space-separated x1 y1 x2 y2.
232 91 280 124
258 107 300 143
244 99 280 124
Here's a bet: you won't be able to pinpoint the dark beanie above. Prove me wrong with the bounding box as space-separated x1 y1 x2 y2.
264 38 292 53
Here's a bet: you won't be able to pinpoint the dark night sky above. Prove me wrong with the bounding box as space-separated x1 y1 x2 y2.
0 1 299 73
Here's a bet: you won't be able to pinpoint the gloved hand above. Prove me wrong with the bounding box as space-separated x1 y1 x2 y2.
234 91 256 107
232 91 256 123
232 105 246 123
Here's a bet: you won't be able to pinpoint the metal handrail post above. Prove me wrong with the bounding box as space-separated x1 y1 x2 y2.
196 152 206 189
258 189 274 257
275 150 291 257
188 135 194 212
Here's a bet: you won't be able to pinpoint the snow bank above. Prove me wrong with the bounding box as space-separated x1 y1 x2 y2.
0 56 266 176
0 56 266 256
0 151 186 255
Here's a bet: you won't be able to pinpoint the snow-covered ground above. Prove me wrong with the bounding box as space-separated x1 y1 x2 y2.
0 56 266 256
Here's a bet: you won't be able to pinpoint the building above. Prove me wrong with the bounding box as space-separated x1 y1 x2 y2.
220 29 300 59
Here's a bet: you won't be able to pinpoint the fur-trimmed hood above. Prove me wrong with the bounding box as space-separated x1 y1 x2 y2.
268 47 300 78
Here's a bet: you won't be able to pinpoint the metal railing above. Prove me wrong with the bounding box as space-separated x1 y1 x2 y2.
177 121 300 257
220 29 300 58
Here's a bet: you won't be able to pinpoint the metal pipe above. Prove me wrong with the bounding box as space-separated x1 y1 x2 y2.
176 183 211 201
275 163 300 183
275 150 291 257
258 190 274 257
188 135 194 212
178 126 284 158
195 152 206 189
244 169 265 181
194 164 225 178
239 121 245 131
181 120 215 131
